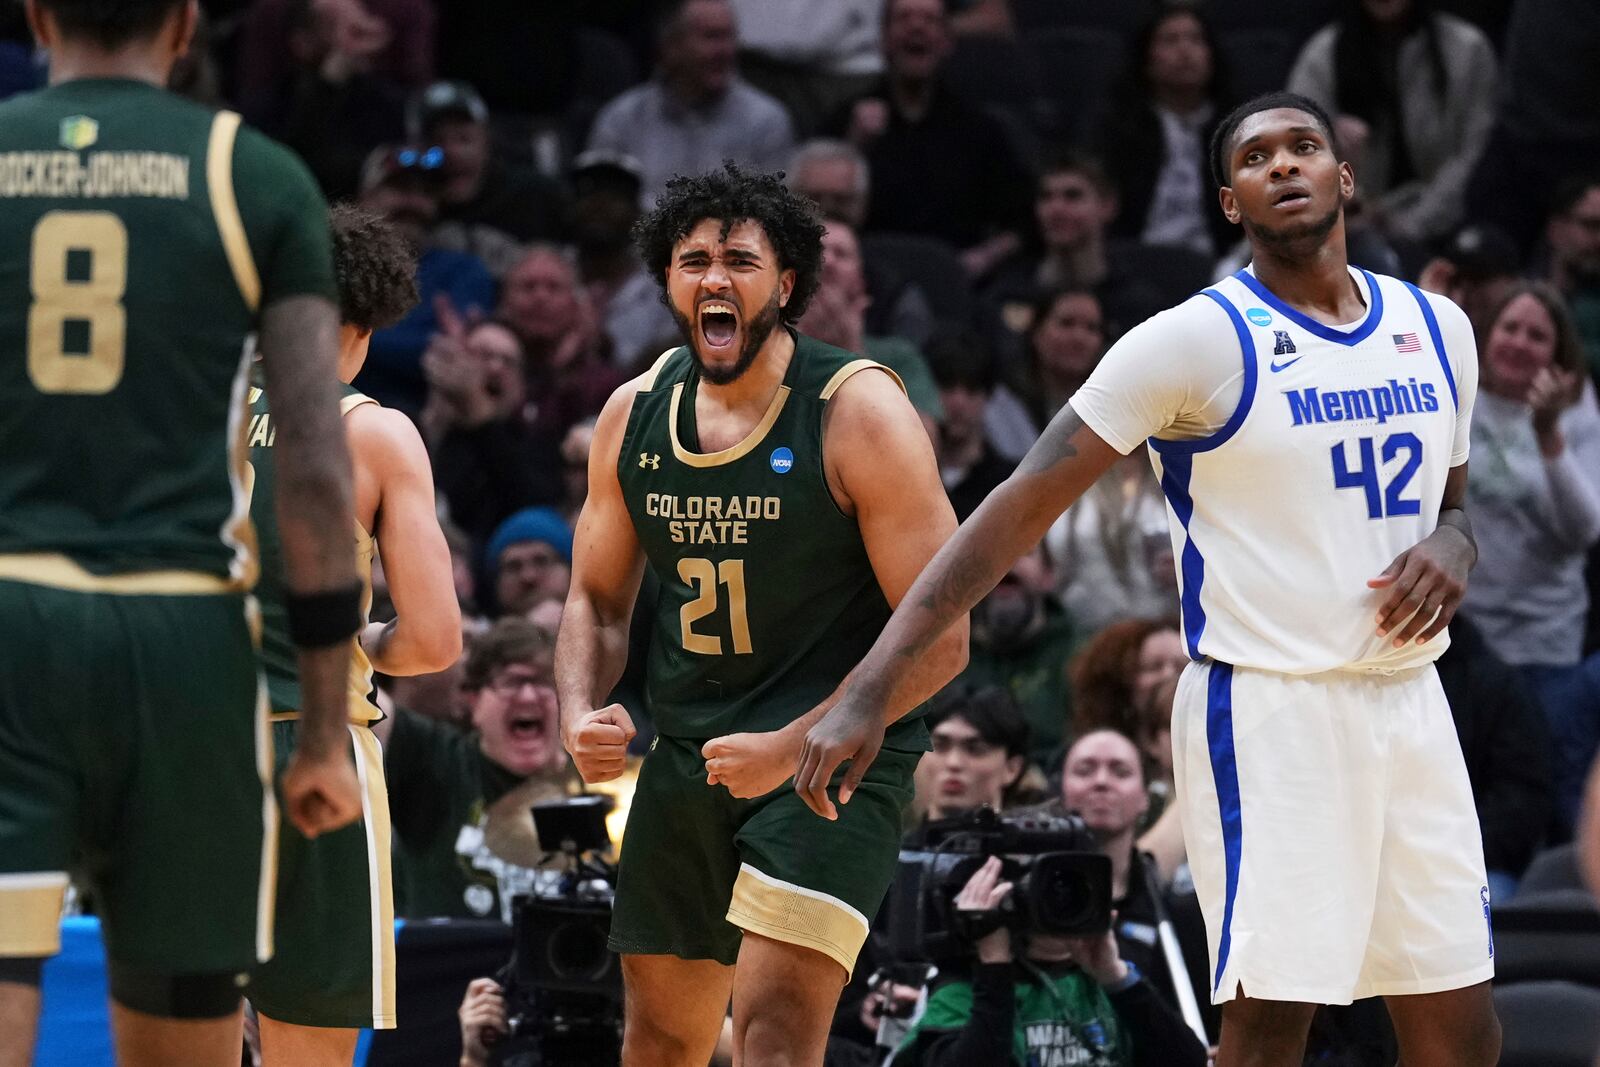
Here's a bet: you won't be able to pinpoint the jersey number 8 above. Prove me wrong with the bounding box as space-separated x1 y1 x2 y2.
27 210 129 395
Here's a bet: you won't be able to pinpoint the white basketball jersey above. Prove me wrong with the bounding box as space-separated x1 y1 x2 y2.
1148 269 1468 674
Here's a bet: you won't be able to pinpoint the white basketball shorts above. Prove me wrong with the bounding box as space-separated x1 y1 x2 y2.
1172 658 1495 1005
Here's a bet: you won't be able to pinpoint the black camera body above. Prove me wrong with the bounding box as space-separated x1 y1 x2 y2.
490 796 623 1067
884 807 1113 962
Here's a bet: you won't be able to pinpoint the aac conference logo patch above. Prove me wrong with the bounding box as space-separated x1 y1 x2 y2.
770 447 794 474
1246 307 1273 327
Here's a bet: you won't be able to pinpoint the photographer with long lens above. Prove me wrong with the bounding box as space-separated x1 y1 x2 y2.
892 851 1206 1066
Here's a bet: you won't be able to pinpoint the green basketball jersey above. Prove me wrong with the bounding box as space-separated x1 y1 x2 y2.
250 377 378 720
0 78 335 587
619 331 926 746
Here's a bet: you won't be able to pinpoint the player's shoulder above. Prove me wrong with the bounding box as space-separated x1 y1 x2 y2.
228 115 319 190
1110 288 1237 354
345 399 428 472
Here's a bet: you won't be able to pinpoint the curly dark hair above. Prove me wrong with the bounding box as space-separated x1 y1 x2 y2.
329 204 420 332
36 0 186 48
633 162 826 323
1208 90 1337 189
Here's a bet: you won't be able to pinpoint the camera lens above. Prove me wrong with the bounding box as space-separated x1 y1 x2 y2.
547 921 614 982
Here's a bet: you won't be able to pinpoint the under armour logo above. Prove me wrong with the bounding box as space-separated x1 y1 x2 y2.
639 453 660 470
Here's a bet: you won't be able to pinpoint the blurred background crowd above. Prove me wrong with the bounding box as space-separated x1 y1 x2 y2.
13 0 1600 1063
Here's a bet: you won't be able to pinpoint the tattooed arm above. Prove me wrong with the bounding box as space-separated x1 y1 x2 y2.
794 403 1123 817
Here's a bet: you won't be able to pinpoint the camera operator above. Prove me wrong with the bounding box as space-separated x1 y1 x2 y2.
458 977 508 1067
893 853 1206 1066
1052 729 1216 1045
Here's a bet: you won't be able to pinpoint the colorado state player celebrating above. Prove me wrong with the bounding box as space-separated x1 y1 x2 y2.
797 92 1499 1067
556 165 966 1065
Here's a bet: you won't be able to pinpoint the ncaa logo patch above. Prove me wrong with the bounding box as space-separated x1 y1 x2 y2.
1246 307 1273 327
769 447 794 474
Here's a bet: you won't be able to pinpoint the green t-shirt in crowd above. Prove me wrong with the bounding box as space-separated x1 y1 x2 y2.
383 707 569 921
961 598 1079 766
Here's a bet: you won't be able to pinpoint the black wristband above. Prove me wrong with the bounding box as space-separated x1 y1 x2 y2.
285 583 364 649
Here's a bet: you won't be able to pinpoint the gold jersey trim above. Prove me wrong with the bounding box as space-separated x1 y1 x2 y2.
0 553 241 594
0 871 69 957
819 358 905 401
206 111 261 313
643 348 677 390
668 381 791 468
725 862 869 976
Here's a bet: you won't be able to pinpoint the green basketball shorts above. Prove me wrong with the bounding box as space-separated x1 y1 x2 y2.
0 578 272 975
608 733 918 975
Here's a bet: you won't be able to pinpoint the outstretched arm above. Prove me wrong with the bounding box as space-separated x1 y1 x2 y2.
348 403 462 676
795 402 1122 817
555 379 647 783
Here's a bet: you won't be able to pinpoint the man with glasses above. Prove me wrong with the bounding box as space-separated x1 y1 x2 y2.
380 618 575 922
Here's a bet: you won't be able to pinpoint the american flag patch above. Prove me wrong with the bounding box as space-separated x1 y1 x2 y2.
1393 332 1422 352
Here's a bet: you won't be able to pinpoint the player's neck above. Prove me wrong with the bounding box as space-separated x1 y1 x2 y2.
1249 233 1363 325
701 327 795 413
47 46 173 88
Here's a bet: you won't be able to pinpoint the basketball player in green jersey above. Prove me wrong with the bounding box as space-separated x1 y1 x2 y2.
247 205 461 1066
557 164 968 1066
0 3 364 1066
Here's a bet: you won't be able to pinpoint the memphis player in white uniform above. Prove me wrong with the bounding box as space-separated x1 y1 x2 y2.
775 92 1501 1067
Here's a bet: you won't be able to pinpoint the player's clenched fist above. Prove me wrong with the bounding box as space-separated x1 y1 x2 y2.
282 751 364 838
563 703 636 783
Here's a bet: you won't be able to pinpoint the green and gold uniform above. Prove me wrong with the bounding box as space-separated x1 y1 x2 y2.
245 380 395 1029
608 332 925 974
0 78 334 977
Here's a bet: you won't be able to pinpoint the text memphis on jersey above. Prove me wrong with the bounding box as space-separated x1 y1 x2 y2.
1284 378 1441 427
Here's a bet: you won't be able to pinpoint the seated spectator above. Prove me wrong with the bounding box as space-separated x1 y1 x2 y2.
986 287 1106 460
960 550 1078 766
727 0 883 138
1416 221 1521 348
788 139 937 344
1288 0 1497 245
1044 448 1174 633
1070 619 1186 744
1536 176 1600 378
585 0 796 206
828 0 1031 279
981 157 1207 376
498 246 626 436
1436 617 1555 900
893 858 1207 1065
926 331 1015 520
238 0 415 197
416 79 574 278
421 317 563 549
912 685 1033 824
1461 282 1600 831
485 507 574 618
800 217 945 441
353 144 495 415
378 619 576 921
1098 1 1236 263
570 150 677 368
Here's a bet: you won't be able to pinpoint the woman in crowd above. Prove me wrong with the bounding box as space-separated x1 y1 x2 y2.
1462 281 1600 831
1098 0 1235 262
986 286 1106 459
1069 618 1187 746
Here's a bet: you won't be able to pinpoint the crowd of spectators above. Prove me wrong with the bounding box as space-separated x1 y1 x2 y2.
16 0 1600 1062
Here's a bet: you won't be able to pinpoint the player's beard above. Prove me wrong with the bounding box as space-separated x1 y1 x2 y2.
1242 201 1342 258
671 284 784 386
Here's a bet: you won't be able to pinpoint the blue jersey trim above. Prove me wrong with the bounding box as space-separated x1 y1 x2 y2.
1232 267 1385 347
1157 450 1208 658
1148 289 1259 459
1206 661 1243 995
1403 282 1458 409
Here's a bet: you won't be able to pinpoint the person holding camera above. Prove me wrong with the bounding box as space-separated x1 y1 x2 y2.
893 855 1206 1066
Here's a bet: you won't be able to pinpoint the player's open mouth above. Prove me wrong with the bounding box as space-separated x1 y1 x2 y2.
1272 187 1311 209
699 300 739 351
